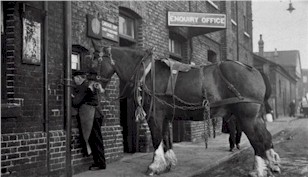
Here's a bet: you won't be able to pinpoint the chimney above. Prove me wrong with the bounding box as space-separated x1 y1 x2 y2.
258 34 264 56
274 48 279 61
274 48 278 57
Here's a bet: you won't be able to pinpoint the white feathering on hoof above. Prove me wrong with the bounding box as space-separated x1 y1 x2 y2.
249 156 268 177
165 149 177 166
148 141 167 175
266 149 281 173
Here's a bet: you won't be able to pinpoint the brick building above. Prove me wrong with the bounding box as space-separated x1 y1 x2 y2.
1 1 253 176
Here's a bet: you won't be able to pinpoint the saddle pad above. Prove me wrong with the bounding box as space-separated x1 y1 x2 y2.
162 58 192 72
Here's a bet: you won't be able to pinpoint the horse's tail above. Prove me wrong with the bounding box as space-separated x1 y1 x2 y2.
260 72 272 113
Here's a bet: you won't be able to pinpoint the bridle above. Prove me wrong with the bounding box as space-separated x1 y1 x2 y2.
94 46 154 100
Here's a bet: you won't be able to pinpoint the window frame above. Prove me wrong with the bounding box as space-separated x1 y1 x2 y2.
231 1 237 24
71 52 81 71
119 12 136 42
207 0 219 10
168 33 187 61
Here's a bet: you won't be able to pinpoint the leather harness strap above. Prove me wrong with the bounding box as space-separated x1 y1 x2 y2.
210 61 263 107
210 97 263 108
217 61 243 100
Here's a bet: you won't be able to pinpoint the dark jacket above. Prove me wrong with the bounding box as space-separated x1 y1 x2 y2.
72 81 99 108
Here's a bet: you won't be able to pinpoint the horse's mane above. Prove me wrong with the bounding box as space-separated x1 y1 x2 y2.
113 46 147 57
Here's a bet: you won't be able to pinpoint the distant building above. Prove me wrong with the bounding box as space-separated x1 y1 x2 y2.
254 35 302 117
302 69 308 98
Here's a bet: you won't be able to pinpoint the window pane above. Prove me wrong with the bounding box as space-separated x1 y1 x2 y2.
72 53 80 70
169 38 182 56
303 76 307 83
119 16 125 35
119 15 134 38
174 41 182 56
1 2 4 34
169 39 174 52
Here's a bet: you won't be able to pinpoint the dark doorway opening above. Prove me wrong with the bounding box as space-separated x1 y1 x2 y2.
173 121 185 142
208 50 217 63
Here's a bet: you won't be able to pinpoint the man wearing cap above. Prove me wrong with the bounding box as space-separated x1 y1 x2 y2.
72 69 106 170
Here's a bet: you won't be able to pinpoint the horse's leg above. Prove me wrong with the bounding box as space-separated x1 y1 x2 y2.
162 119 177 171
234 103 280 177
146 109 169 175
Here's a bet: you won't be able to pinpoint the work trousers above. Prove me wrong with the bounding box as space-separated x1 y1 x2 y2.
88 117 106 167
228 117 242 149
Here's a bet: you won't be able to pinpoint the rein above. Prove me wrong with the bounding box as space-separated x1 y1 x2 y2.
102 47 154 101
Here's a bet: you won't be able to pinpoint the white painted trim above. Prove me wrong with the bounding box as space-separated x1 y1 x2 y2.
244 32 251 38
207 0 219 10
231 19 237 26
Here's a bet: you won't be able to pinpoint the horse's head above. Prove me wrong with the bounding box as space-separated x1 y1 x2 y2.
91 40 154 84
91 41 116 86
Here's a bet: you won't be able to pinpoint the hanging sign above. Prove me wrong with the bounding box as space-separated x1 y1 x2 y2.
168 11 226 28
101 20 119 42
87 14 119 42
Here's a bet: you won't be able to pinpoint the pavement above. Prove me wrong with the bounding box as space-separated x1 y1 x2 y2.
73 116 296 177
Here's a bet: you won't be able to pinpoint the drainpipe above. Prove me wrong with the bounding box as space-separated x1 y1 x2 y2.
64 2 72 177
43 2 50 177
236 1 239 61
189 1 193 64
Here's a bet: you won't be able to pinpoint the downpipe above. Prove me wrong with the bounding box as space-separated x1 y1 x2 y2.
64 2 72 177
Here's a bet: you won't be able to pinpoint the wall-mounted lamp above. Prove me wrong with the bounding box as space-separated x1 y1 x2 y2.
287 0 295 13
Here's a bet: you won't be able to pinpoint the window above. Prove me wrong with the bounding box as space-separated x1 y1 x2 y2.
1 2 4 34
207 0 219 10
119 15 134 39
279 80 282 96
303 76 307 83
169 38 182 57
71 52 80 70
1 2 7 100
119 8 141 47
168 32 187 62
71 45 89 72
231 1 237 24
243 2 251 37
208 50 217 63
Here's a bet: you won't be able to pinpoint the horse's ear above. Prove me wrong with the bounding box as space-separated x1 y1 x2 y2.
91 39 101 52
145 47 155 55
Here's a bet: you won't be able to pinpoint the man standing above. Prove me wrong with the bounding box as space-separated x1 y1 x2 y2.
72 70 106 170
222 113 242 152
289 99 296 117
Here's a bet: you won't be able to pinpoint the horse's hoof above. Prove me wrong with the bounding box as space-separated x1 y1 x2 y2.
271 166 281 174
146 169 155 176
165 164 172 172
248 171 258 177
146 168 158 176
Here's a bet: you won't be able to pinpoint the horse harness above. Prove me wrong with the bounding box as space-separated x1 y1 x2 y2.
96 46 263 109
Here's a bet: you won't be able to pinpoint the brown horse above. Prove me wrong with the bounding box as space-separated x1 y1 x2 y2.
91 44 281 177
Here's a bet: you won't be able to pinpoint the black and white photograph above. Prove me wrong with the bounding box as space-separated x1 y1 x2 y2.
1 1 307 177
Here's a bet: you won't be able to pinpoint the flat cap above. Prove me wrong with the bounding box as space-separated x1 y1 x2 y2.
72 70 87 76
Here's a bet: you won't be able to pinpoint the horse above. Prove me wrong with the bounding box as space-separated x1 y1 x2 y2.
91 44 281 177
